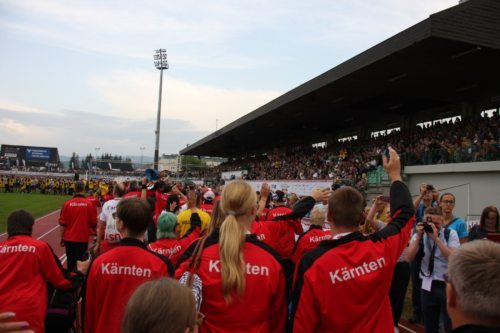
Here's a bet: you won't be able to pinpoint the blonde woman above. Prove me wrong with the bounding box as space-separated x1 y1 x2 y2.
123 278 198 333
175 180 287 333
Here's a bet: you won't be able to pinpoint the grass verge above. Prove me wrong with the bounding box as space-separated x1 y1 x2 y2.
0 192 71 232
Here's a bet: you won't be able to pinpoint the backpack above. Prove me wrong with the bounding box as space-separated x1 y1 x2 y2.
104 201 122 244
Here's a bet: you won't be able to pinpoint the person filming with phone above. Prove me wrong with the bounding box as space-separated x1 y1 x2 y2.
406 207 460 333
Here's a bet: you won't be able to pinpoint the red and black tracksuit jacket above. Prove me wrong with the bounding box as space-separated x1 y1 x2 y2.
175 230 287 333
148 226 201 266
291 225 332 264
265 205 293 221
59 195 97 242
291 181 415 333
0 235 73 333
83 238 173 333
260 201 313 260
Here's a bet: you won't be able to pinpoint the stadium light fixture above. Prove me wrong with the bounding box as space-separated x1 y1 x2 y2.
140 146 146 167
94 147 101 173
153 48 169 171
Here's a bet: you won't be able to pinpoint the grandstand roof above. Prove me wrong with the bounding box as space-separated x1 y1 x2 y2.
181 0 500 157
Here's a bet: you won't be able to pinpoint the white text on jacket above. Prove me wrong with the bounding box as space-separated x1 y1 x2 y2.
329 257 386 284
101 263 152 277
208 260 269 276
0 244 36 254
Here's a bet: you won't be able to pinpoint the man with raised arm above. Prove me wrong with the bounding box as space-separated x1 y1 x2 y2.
292 147 415 333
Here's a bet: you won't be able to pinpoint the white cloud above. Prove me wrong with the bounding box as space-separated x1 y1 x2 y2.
0 0 459 67
88 70 282 132
0 119 26 135
0 99 42 113
0 107 209 156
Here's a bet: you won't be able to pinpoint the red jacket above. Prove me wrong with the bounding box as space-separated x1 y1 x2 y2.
200 203 214 215
291 225 332 264
147 227 200 266
154 191 169 218
175 231 286 333
86 195 101 208
123 191 141 198
0 235 73 333
263 204 308 260
265 205 293 220
60 195 97 242
291 181 415 333
83 238 173 333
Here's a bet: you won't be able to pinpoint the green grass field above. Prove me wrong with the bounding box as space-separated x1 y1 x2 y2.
0 192 71 232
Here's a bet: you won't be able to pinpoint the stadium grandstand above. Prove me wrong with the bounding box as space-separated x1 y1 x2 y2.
181 0 500 223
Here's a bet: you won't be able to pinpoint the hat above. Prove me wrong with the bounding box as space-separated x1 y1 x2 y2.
145 169 159 181
203 190 215 201
157 212 177 239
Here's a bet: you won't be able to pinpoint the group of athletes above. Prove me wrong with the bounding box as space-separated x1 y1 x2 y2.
0 147 499 333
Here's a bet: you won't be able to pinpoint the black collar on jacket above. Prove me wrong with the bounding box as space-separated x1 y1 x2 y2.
119 237 147 248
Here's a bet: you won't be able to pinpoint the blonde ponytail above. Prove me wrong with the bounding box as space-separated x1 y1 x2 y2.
219 180 256 303
219 215 246 302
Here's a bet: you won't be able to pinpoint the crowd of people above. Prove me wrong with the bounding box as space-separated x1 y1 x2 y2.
1 147 499 333
201 113 499 189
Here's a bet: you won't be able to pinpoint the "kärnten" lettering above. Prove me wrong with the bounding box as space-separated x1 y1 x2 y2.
101 263 152 277
329 257 386 284
0 244 36 254
208 260 269 276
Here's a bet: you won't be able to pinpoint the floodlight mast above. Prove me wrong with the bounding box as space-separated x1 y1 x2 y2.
153 48 168 171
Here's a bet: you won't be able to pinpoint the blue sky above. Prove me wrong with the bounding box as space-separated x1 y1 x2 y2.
0 0 458 158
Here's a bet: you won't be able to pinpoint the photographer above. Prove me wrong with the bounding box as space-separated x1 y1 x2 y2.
411 182 439 323
414 183 439 223
406 207 460 333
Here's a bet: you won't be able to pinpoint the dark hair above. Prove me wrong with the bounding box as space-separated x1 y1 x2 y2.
480 206 499 230
128 180 138 192
424 206 442 216
7 210 34 236
116 198 151 236
275 190 285 202
75 181 85 193
439 192 455 202
166 194 180 213
328 187 364 228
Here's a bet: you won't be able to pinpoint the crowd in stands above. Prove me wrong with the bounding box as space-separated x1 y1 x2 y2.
1 150 499 333
201 113 499 190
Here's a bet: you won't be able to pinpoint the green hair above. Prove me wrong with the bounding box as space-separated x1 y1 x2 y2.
156 212 177 239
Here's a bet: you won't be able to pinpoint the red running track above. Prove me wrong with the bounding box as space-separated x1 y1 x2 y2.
0 210 67 266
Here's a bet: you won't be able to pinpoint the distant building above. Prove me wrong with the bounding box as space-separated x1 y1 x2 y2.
159 154 181 173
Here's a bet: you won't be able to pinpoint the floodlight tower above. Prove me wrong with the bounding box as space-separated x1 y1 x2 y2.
94 147 101 175
153 48 169 171
140 146 146 167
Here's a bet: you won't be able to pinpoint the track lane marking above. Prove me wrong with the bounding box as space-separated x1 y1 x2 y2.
398 323 419 333
0 210 61 237
36 225 60 240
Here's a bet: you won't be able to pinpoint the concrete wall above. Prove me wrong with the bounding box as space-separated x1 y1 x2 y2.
404 161 500 221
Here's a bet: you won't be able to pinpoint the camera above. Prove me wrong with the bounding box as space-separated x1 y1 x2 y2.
426 184 434 191
422 223 433 233
423 216 434 233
